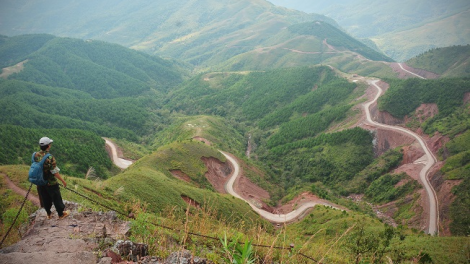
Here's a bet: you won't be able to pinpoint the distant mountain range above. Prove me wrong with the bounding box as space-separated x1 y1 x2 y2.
0 0 392 71
267 0 470 61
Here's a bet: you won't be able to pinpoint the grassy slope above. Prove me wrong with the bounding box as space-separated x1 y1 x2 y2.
152 115 246 156
2 163 468 263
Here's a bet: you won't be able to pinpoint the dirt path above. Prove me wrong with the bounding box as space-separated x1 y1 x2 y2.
365 80 438 235
2 173 40 207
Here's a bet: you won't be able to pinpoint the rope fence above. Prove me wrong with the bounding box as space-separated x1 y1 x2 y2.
0 183 33 247
1 183 321 263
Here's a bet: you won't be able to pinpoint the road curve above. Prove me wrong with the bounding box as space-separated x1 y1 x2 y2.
104 138 133 169
398 63 426 79
365 80 438 235
221 151 341 224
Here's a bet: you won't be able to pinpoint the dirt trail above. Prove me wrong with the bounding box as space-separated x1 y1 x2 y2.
2 173 40 207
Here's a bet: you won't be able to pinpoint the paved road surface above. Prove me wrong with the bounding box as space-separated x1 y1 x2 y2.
398 63 426 79
365 80 438 235
104 138 133 169
221 151 340 224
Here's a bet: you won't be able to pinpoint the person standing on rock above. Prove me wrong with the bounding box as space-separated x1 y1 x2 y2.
35 137 69 220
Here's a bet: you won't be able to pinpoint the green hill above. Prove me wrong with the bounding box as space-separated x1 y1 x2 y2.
372 9 470 62
165 66 380 193
378 78 470 126
0 1 396 74
0 34 185 98
105 140 265 224
406 45 470 77
0 35 186 140
168 66 357 124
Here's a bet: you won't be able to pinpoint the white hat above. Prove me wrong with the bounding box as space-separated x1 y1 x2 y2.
39 137 53 146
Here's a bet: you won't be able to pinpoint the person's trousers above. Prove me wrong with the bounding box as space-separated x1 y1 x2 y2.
37 184 65 217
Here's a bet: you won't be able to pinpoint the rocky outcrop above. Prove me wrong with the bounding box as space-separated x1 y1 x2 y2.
0 202 214 264
0 202 130 264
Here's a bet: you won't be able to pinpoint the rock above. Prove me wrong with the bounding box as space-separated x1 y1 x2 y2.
94 223 106 238
0 202 131 264
115 240 148 261
164 250 212 264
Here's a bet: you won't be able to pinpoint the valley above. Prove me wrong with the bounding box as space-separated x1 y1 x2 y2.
1 1 469 262
103 70 439 234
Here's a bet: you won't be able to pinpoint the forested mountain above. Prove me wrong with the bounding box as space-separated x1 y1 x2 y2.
0 34 185 98
267 0 470 61
406 45 470 77
0 35 184 141
0 0 394 71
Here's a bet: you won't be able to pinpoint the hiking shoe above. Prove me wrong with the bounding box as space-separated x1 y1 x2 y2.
59 210 70 220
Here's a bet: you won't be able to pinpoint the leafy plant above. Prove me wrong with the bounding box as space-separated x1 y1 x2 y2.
220 233 256 264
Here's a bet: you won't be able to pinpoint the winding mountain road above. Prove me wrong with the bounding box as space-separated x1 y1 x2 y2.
221 151 341 224
365 80 438 235
103 77 438 232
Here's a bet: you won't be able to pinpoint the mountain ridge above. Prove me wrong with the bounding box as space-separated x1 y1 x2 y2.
0 0 393 71
267 0 470 61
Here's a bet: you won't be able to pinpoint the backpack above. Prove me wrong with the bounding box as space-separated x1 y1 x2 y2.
28 152 51 186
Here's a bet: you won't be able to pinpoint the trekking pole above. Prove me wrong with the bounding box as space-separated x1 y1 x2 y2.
0 183 33 248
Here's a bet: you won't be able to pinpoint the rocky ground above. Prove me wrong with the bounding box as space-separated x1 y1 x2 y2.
0 202 212 264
